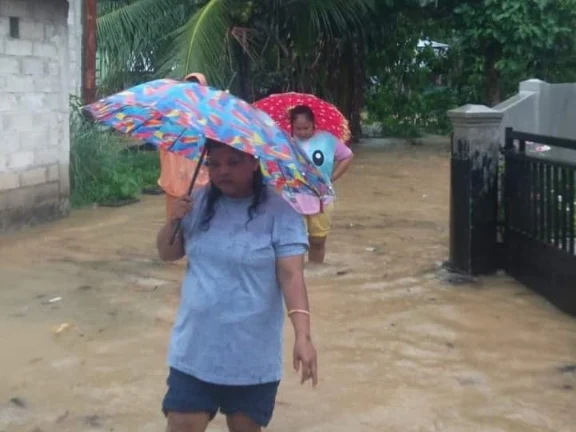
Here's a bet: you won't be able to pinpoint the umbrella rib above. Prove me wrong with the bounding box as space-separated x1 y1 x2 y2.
113 105 163 137
167 127 205 162
109 105 202 157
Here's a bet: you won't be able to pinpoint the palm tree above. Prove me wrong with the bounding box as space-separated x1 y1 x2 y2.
96 0 188 94
96 0 375 137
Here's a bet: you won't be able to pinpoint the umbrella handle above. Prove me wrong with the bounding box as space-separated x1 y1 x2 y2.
169 145 209 245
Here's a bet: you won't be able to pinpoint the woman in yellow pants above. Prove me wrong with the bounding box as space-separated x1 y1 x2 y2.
289 105 354 264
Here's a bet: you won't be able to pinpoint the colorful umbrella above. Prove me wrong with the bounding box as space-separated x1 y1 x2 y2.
82 79 334 216
253 92 351 143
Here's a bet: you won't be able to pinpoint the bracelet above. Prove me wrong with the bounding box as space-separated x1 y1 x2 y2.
287 309 310 317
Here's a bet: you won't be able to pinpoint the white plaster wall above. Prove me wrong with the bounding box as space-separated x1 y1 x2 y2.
497 79 576 140
540 83 576 139
494 89 538 147
495 79 576 161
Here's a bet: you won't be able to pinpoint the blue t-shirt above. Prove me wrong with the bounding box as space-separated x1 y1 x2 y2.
167 187 308 385
296 131 338 183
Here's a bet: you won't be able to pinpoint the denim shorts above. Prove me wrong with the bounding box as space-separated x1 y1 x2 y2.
162 367 280 427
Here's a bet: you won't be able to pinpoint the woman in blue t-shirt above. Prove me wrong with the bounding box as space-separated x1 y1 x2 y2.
156 139 318 432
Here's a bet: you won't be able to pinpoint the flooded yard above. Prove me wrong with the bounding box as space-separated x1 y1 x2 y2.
1 141 575 432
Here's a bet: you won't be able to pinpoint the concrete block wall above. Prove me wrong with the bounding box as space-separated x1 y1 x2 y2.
0 0 73 231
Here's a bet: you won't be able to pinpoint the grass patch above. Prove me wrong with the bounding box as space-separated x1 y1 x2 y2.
69 115 160 208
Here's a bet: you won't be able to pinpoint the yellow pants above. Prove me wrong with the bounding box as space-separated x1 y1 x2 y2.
305 204 334 238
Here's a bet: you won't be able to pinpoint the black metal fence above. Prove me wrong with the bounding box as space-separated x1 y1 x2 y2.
502 128 576 315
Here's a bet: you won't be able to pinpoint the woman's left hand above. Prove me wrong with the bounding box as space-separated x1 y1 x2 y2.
293 335 318 387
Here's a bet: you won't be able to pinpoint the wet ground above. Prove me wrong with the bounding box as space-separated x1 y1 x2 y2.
1 140 575 432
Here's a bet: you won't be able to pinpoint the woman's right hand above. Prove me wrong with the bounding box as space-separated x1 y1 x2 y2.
170 195 193 221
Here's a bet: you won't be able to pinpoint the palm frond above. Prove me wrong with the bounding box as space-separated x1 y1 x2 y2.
299 0 375 37
97 0 186 59
97 0 192 91
160 0 236 88
229 26 263 62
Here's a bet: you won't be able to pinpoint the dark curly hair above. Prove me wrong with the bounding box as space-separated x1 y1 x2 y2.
289 105 315 129
200 139 267 230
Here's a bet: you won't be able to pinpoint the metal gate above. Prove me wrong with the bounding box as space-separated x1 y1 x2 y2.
502 128 576 315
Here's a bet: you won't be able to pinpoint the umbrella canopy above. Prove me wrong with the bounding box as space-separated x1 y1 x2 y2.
253 92 351 143
82 79 333 214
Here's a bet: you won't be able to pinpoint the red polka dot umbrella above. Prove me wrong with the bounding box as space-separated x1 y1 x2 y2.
253 92 351 143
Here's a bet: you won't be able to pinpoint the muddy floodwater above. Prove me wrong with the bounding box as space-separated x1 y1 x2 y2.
1 140 575 432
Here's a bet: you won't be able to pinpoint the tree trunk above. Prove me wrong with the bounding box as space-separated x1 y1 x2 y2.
324 43 350 136
348 38 365 142
327 38 364 143
483 43 501 106
82 0 97 103
236 49 250 101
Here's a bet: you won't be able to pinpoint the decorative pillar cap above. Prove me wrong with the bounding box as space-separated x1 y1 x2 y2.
448 104 503 126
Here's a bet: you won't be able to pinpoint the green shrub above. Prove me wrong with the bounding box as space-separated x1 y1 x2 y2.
130 149 162 190
69 105 160 207
366 85 459 138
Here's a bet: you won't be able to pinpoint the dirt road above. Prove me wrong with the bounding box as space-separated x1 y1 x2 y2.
1 141 575 432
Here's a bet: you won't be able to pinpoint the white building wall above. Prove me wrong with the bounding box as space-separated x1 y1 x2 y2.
0 0 75 230
67 0 81 97
494 79 576 162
